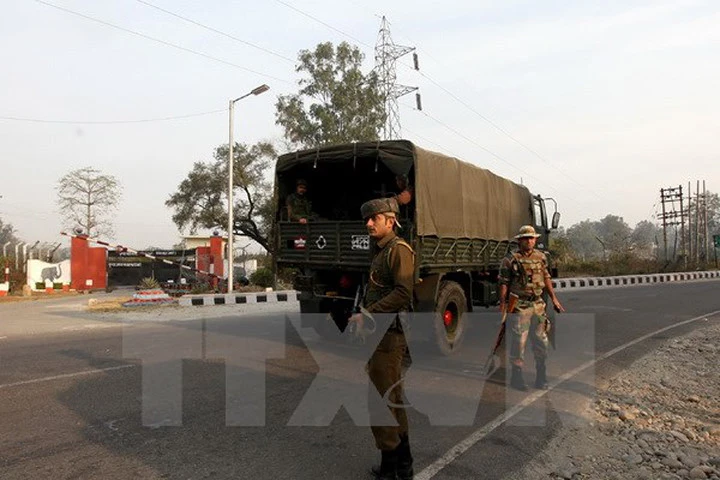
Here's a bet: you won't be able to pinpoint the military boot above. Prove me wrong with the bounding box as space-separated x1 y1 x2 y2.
510 365 528 391
396 434 414 480
535 359 548 390
371 448 398 480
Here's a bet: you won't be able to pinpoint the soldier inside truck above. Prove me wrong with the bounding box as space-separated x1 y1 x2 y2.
275 158 414 336
277 161 415 226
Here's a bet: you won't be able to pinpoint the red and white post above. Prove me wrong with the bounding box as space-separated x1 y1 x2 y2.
0 262 9 297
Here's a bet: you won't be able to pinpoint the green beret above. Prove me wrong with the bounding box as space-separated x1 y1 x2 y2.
360 197 399 219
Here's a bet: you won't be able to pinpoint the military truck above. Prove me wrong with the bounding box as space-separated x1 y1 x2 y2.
273 140 559 354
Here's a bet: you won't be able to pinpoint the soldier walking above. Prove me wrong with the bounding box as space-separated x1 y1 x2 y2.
349 197 415 480
498 225 565 391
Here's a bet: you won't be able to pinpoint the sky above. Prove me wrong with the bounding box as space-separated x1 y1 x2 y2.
1 0 719 251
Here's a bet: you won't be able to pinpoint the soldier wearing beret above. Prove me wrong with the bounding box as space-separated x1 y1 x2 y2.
498 225 565 391
349 197 415 480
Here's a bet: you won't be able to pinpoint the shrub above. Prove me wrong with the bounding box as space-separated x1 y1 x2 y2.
190 281 211 294
250 267 274 288
138 277 161 290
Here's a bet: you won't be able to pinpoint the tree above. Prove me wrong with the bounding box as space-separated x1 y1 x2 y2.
566 220 601 261
275 41 385 148
548 231 573 265
57 167 121 238
0 216 20 246
596 214 632 255
166 141 276 252
631 220 659 259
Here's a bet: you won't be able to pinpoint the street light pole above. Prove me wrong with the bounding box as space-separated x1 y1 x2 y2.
227 84 270 293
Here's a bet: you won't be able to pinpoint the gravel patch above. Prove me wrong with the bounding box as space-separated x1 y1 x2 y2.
515 319 720 480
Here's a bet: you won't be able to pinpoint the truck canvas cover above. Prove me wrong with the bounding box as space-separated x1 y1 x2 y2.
275 140 532 242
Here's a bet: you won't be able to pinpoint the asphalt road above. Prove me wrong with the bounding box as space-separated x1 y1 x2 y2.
1 280 719 479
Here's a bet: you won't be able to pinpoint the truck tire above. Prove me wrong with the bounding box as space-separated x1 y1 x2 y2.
433 280 468 355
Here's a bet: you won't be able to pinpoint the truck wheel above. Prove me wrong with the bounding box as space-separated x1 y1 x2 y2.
433 280 467 355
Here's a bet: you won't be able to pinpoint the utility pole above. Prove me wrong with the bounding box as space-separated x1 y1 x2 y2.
374 16 421 140
679 187 686 269
696 180 700 264
659 186 683 263
703 180 709 263
660 188 668 262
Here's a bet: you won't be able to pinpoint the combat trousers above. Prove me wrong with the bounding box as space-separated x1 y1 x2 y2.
367 329 408 451
508 299 549 368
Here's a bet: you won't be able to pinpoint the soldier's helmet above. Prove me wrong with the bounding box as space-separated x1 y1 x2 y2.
296 178 308 187
360 197 400 220
514 225 541 239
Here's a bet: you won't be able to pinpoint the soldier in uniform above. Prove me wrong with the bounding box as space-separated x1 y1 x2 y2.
286 178 316 223
348 197 415 480
393 174 413 206
498 225 565 391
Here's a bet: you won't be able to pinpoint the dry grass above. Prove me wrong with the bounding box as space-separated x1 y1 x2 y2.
0 291 80 304
86 297 134 312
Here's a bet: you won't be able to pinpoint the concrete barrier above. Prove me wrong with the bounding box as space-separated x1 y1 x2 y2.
552 270 720 291
179 290 298 307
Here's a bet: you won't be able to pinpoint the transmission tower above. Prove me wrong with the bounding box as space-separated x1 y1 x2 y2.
374 16 421 140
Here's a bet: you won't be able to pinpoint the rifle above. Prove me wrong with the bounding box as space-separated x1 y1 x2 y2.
546 297 559 350
484 292 519 377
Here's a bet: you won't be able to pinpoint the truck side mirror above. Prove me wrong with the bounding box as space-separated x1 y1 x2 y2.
551 212 561 229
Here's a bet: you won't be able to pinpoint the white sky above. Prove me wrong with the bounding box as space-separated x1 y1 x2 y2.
1 0 718 250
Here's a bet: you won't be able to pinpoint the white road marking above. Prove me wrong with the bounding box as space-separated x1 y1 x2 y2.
60 323 125 331
416 309 720 480
0 364 136 390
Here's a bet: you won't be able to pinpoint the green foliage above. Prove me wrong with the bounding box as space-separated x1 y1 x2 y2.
275 41 385 148
250 267 274 288
57 167 122 238
53 282 63 290
190 281 211 294
139 277 161 290
166 141 276 252
0 217 20 245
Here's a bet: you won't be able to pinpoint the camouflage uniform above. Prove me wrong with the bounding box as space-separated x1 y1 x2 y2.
286 193 314 222
360 197 415 480
498 248 551 368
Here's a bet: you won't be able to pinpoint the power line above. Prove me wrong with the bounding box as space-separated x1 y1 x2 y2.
273 3 606 201
33 0 291 84
399 102 550 191
402 127 455 156
402 64 604 201
273 0 372 49
0 108 225 125
134 0 296 64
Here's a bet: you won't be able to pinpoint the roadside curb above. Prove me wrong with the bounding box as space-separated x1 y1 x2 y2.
553 270 720 290
177 272 720 307
178 290 298 307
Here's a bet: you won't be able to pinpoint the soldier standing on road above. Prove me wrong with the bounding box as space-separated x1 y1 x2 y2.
286 178 316 223
349 197 415 480
498 225 565 391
